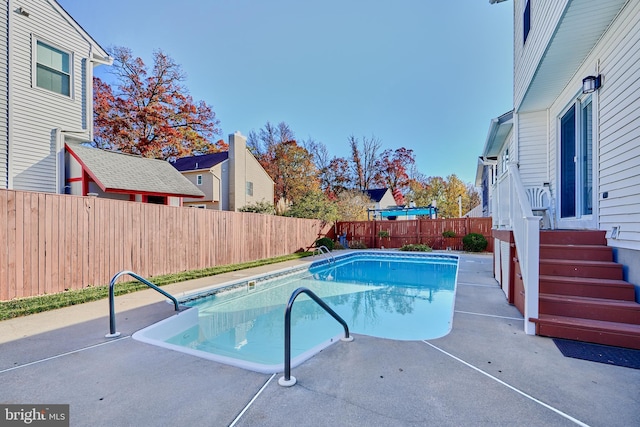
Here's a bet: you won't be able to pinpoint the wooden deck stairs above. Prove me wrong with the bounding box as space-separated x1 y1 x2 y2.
530 230 640 350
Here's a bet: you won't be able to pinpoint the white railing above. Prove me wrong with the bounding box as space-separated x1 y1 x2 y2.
492 171 512 229
493 162 540 335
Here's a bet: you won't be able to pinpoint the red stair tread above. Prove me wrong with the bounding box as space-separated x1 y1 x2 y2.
539 293 640 308
539 275 631 286
540 259 621 267
532 314 640 334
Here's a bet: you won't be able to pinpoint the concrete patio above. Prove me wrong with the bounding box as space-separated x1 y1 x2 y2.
1 253 638 426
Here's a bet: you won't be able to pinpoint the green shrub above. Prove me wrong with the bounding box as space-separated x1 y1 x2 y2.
315 237 334 250
378 230 390 238
348 240 367 249
399 244 432 252
238 200 276 214
442 230 456 238
462 233 488 252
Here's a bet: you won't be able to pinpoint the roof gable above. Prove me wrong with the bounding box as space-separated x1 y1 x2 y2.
50 0 111 62
171 152 229 171
65 142 204 198
364 188 390 202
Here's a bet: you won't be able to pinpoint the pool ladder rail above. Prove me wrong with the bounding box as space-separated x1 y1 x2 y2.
279 287 353 387
105 270 183 338
314 245 335 264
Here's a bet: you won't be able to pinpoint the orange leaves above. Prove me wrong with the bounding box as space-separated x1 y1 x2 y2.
92 46 221 160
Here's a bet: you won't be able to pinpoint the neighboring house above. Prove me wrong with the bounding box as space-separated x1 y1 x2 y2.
65 140 204 205
172 132 275 211
475 110 513 218
364 188 396 219
364 188 396 212
483 0 640 346
0 0 112 193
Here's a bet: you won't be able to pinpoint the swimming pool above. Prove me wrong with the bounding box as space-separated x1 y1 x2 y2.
133 251 459 373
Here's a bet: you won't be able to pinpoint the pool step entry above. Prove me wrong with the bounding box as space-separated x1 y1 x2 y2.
314 245 335 264
105 270 182 338
279 287 353 387
528 230 640 350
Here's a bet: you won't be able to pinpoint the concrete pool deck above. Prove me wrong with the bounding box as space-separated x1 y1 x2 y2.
1 252 638 426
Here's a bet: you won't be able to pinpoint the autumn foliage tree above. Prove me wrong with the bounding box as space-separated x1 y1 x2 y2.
93 46 223 160
375 147 415 204
247 122 320 205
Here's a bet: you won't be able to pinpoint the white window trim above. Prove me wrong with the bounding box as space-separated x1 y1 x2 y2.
196 174 203 185
32 36 74 99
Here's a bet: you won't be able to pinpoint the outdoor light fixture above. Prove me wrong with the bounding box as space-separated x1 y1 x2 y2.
582 75 602 94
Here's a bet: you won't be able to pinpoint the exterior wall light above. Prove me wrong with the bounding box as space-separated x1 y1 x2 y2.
582 75 602 94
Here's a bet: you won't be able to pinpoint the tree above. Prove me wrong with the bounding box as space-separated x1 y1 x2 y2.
442 174 468 218
348 135 382 190
285 190 338 222
93 47 223 160
303 139 351 200
375 147 415 204
248 122 320 205
335 189 372 221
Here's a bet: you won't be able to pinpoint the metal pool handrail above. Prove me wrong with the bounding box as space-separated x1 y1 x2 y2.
279 287 353 387
105 270 181 338
314 245 335 264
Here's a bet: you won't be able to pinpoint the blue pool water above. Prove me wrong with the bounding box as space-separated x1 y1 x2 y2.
133 251 458 373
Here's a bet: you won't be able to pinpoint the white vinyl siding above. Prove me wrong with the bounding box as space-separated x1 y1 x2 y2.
9 0 94 192
596 1 640 249
0 1 8 189
516 110 548 186
542 0 640 247
514 0 568 110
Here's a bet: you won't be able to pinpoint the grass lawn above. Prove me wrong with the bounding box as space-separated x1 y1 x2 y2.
0 252 313 321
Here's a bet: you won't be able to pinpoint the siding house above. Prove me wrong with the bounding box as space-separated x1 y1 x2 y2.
0 0 112 193
65 140 204 205
172 132 275 211
484 0 640 348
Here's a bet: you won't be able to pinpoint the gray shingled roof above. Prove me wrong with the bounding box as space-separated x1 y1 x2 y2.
66 143 204 198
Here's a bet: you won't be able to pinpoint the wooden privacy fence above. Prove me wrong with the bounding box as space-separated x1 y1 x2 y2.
0 189 330 301
336 217 493 251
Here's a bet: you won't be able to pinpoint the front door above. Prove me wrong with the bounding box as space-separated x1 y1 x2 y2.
559 97 594 224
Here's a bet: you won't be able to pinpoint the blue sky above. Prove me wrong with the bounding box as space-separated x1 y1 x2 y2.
58 0 513 185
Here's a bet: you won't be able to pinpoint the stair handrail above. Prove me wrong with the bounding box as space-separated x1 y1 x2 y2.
314 245 335 264
106 270 181 338
507 163 540 335
279 287 353 387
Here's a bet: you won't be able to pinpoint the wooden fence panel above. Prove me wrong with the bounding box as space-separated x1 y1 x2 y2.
337 217 493 251
0 189 331 300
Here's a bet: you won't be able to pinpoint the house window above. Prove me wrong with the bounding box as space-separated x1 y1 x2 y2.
246 181 253 196
36 40 71 96
196 174 203 185
500 149 509 175
523 0 531 44
146 195 166 205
